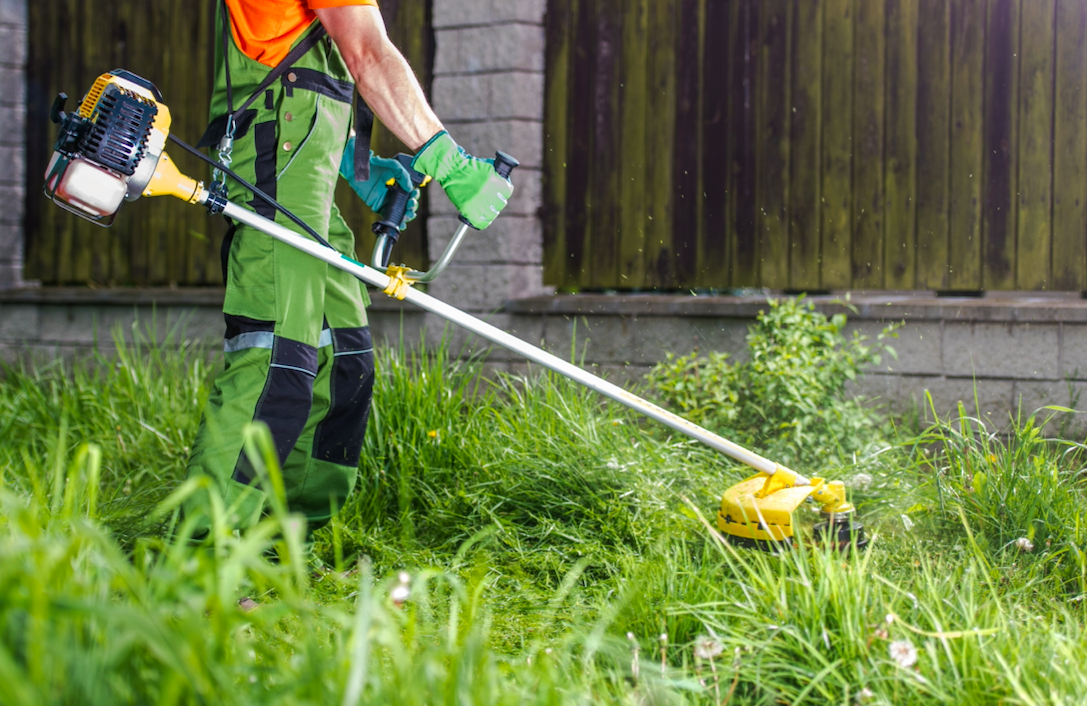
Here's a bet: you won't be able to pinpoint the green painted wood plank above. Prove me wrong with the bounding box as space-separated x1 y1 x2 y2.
948 0 986 291
820 0 853 289
54 0 83 283
851 0 885 288
727 0 758 288
588 0 622 289
671 0 702 288
543 0 573 287
982 0 1019 290
1016 0 1055 290
700 0 731 288
756 0 790 289
915 0 951 290
24 0 61 283
562 0 593 288
1052 0 1087 291
643 0 676 289
884 0 917 290
617 0 648 289
788 0 823 291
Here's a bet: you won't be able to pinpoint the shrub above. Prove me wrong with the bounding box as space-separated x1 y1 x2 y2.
646 297 897 467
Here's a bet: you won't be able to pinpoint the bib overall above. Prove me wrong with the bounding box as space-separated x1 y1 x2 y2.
184 9 373 536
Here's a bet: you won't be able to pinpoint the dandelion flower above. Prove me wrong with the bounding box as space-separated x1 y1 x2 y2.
1015 537 1034 552
427 430 439 439
693 635 724 660
888 639 918 668
390 571 411 606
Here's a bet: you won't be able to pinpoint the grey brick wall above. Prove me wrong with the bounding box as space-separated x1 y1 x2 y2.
426 0 552 319
0 0 25 289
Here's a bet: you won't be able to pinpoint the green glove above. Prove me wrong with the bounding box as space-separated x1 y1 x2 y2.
411 131 513 230
339 137 420 228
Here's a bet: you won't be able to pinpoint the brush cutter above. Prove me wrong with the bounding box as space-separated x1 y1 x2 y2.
42 69 866 550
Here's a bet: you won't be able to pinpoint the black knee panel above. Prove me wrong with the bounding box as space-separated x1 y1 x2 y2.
314 326 375 467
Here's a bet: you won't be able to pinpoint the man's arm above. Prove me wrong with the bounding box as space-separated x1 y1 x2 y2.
314 4 442 151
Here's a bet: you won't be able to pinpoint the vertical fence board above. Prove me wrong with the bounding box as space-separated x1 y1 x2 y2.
982 0 1019 290
1052 0 1087 291
1016 0 1055 289
852 0 885 288
820 0 853 288
672 0 702 288
543 0 572 286
948 0 986 291
563 0 593 288
644 0 676 288
587 0 620 289
700 0 730 287
884 0 917 290
727 0 759 287
617 0 648 289
788 0 823 291
756 0 790 288
915 0 951 289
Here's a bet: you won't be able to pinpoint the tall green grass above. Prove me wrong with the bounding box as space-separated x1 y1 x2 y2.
2 324 1087 703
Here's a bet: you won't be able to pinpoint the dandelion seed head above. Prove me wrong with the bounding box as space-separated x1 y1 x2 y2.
855 687 875 703
889 639 918 668
1015 537 1034 552
693 635 724 660
851 473 873 490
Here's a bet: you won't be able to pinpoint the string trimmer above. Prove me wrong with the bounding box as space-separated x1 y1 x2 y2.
43 69 866 550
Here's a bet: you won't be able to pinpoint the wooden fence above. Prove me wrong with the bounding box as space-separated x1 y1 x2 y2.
25 0 432 287
543 0 1087 292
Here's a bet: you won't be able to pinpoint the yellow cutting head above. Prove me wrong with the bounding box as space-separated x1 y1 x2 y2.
717 469 854 546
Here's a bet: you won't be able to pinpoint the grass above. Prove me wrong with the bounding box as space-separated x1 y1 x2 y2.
2 323 1087 704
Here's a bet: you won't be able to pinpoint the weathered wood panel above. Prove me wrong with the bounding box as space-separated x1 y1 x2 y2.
27 0 432 286
852 0 885 288
616 0 649 289
1052 0 1087 290
1016 0 1055 290
756 0 790 289
915 0 951 290
883 0 917 290
542 0 1087 292
787 0 823 291
820 0 853 290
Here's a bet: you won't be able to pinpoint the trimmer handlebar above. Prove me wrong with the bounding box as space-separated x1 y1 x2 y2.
371 151 519 282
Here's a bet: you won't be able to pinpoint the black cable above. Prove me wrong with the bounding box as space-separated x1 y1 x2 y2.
167 132 334 250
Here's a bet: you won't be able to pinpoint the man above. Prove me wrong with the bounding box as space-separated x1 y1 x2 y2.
183 0 512 541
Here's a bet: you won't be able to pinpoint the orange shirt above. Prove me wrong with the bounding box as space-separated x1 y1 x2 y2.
226 0 378 67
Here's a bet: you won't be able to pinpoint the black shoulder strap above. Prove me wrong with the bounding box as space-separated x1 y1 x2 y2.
215 0 372 180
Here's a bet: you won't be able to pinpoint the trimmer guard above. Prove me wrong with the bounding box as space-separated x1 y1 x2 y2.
719 472 853 543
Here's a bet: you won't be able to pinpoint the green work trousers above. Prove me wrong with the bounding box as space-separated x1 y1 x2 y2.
183 17 373 537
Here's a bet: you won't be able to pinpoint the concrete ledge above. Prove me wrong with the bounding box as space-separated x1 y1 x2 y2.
506 291 1087 323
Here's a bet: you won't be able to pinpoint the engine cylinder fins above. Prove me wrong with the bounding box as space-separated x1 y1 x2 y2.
79 85 158 176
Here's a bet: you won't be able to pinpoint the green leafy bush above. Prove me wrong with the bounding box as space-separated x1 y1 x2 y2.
646 297 898 467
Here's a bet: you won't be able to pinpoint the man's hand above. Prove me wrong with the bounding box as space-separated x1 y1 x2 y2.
412 132 513 230
339 137 419 229
315 5 442 151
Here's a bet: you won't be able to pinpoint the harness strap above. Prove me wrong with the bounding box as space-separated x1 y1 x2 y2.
208 0 372 180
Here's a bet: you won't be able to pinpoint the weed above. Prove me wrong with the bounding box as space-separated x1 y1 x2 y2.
646 296 898 467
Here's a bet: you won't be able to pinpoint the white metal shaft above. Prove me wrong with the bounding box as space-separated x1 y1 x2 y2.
219 198 794 480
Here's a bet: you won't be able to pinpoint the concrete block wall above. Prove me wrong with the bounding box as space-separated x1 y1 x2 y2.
425 0 552 351
505 293 1087 433
0 0 26 289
